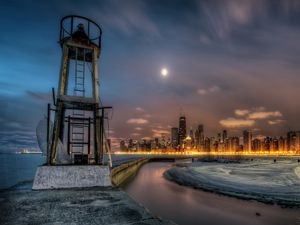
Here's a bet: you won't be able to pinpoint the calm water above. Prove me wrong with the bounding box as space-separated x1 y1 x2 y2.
122 162 300 225
0 153 142 189
0 154 45 189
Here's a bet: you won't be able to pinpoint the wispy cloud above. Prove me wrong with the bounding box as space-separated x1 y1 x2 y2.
197 85 220 95
219 117 255 128
235 109 250 116
135 107 145 112
127 118 149 124
152 128 170 137
268 119 285 125
248 111 282 119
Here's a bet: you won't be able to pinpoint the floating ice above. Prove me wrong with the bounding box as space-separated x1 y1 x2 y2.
164 158 300 207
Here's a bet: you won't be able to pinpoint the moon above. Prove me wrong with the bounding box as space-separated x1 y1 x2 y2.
161 68 168 77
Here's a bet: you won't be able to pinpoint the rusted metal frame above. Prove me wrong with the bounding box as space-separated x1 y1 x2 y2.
46 104 51 165
67 115 71 155
88 117 91 154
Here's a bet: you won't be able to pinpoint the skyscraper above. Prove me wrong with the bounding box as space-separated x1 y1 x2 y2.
178 116 186 146
287 131 296 151
295 131 300 153
197 124 204 149
252 139 261 151
243 130 252 151
171 127 179 148
222 130 227 143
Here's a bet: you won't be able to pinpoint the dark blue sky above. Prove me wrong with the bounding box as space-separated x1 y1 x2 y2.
1 0 300 152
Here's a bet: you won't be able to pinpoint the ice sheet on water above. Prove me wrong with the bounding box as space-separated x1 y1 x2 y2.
164 158 300 206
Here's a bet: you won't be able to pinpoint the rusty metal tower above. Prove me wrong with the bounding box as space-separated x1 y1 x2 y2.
46 15 111 165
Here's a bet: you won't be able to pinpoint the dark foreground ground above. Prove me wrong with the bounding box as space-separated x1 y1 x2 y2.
0 186 173 225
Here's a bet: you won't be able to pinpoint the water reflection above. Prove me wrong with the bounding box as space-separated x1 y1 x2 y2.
122 162 300 225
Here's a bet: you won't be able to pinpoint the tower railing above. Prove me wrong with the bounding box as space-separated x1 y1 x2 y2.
59 15 102 48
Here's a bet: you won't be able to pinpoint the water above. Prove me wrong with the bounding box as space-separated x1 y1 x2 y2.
0 154 45 189
122 162 300 225
0 153 142 189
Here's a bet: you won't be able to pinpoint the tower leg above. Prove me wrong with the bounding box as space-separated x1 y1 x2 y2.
50 102 64 164
94 105 102 165
50 45 69 165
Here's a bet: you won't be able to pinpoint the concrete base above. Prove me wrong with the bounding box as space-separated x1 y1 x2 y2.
32 165 111 190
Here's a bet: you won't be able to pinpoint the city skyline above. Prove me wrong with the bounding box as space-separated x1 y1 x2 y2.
118 114 300 154
1 1 300 153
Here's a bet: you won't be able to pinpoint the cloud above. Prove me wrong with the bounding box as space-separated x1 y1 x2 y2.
248 111 282 119
108 130 115 134
197 85 220 95
152 128 170 137
127 118 149 124
254 134 265 140
135 107 145 112
143 114 152 118
219 118 255 128
268 119 285 125
131 133 140 136
26 90 51 101
235 109 250 116
141 136 151 140
135 127 143 131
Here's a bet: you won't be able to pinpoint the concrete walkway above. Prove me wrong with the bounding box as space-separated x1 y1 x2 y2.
0 187 173 225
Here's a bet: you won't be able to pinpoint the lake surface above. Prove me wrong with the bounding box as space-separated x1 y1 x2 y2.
0 153 142 189
122 162 300 225
0 154 45 189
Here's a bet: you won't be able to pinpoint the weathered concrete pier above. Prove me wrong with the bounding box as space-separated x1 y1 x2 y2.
0 187 174 225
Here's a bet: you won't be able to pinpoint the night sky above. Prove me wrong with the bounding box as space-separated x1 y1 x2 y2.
1 0 300 152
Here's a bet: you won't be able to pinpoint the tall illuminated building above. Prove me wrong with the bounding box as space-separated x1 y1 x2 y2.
204 137 211 152
287 131 296 151
252 139 261 151
278 136 286 151
295 131 300 153
120 140 127 151
243 130 252 151
171 127 179 149
229 137 239 152
194 124 204 149
271 138 279 151
178 116 186 146
222 130 227 143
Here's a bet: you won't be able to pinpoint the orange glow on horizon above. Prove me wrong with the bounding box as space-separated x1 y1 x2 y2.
113 150 299 156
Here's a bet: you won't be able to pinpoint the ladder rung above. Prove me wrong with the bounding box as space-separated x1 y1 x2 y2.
70 142 89 145
72 131 84 134
71 145 84 148
72 139 84 142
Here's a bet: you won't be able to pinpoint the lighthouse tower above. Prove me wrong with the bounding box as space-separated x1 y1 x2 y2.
33 16 112 189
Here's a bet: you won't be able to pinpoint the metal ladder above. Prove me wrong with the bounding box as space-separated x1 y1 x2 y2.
74 48 85 97
71 110 85 152
71 47 86 161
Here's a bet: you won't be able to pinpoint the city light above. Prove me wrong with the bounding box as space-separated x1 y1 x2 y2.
118 115 300 156
114 150 299 156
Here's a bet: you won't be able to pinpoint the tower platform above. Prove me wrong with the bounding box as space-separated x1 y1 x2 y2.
32 165 111 190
